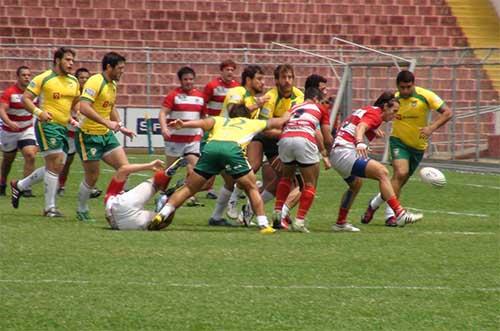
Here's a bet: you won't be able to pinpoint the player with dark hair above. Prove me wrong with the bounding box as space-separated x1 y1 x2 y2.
272 87 332 232
362 71 452 226
151 104 289 234
237 64 305 226
219 65 270 222
159 66 206 207
58 67 100 199
330 91 423 231
75 51 133 222
0 66 38 197
202 60 240 199
12 47 80 216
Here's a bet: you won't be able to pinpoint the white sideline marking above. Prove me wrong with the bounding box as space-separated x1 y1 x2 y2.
408 208 489 218
0 279 498 292
409 177 500 190
423 231 496 236
463 183 500 190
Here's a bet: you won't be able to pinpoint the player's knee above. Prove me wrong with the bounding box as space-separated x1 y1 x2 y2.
376 165 390 180
24 152 36 164
350 177 363 193
393 168 409 182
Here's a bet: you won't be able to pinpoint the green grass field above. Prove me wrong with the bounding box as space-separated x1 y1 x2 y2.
1 154 499 330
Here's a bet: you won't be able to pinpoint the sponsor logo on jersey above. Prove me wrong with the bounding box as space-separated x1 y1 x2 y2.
84 88 96 97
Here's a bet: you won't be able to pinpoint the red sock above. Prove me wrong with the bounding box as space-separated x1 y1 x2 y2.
274 177 292 212
387 196 404 216
297 185 316 220
59 175 67 187
153 171 171 191
336 208 349 225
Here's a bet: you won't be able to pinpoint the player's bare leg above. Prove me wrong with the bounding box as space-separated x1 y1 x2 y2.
0 150 17 195
209 172 237 227
18 145 38 197
58 152 74 196
236 170 274 234
228 141 262 218
332 177 362 232
153 171 207 228
294 163 320 233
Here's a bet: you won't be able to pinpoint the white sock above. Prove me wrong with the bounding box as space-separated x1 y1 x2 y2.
228 185 242 204
159 203 175 218
261 189 274 204
18 167 45 191
44 170 59 210
256 215 269 227
281 204 290 219
77 181 93 213
385 204 395 220
369 193 385 209
211 186 232 220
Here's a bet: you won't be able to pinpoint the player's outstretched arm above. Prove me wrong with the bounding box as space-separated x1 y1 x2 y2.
168 118 215 132
265 113 290 130
113 159 165 182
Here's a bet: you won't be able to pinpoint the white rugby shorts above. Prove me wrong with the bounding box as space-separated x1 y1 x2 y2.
164 141 200 158
0 127 37 152
278 136 319 165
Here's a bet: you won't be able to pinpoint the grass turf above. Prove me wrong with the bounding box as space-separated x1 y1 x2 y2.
1 154 499 330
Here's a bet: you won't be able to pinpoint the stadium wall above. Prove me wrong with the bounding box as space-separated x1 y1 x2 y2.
0 0 498 159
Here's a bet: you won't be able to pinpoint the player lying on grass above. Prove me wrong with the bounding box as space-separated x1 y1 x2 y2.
150 104 289 234
104 157 186 230
329 91 423 231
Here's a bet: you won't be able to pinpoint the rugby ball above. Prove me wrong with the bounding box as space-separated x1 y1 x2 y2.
419 167 446 187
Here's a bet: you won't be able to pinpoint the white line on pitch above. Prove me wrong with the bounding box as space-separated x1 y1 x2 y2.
407 208 489 218
422 231 496 236
0 279 498 292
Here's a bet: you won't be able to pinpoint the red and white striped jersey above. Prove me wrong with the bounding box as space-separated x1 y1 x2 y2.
281 101 330 144
203 77 239 116
162 87 206 143
334 106 383 148
0 84 33 132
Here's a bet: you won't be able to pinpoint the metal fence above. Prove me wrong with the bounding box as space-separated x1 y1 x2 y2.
0 44 499 162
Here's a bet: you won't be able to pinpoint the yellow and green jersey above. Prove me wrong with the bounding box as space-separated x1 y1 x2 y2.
393 86 445 150
221 86 260 119
80 73 117 135
260 86 304 119
27 69 80 126
207 116 267 150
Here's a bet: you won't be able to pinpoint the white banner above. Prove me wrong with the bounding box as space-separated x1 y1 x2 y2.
119 107 164 148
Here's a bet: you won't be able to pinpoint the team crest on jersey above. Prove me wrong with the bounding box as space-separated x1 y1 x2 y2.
411 101 417 108
84 88 96 97
53 92 60 99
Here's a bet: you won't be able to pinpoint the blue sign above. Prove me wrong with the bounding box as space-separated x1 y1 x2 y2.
136 118 162 135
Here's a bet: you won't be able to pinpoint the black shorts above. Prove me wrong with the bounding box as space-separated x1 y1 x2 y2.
252 133 279 160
